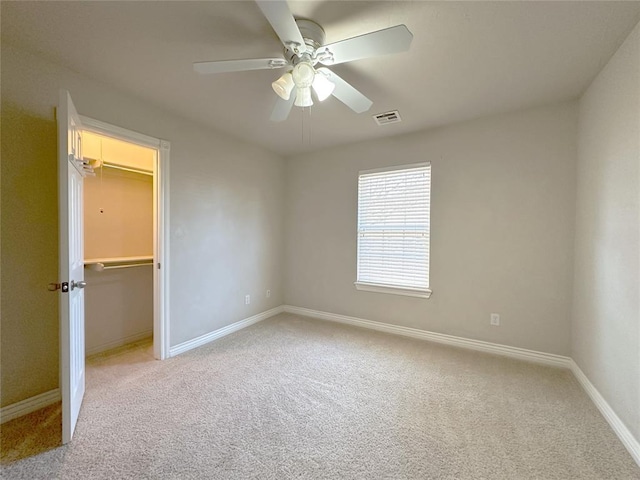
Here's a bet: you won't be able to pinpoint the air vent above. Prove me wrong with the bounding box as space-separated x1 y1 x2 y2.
373 110 402 126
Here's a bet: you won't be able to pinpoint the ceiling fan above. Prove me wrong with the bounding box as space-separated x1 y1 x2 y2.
193 0 413 121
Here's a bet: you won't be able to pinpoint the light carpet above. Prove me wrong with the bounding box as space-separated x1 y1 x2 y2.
1 313 639 479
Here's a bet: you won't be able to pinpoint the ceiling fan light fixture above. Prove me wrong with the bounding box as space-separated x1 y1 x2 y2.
194 0 414 123
272 72 295 100
312 72 335 101
294 87 313 107
292 61 315 88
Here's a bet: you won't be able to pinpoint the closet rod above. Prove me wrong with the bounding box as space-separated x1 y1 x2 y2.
100 262 153 271
85 259 154 272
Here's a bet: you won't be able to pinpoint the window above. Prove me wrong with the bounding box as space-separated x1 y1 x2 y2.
355 163 431 298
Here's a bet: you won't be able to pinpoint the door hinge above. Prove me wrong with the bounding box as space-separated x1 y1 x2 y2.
157 263 161 270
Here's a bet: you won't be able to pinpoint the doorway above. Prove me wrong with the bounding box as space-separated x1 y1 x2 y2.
80 117 170 360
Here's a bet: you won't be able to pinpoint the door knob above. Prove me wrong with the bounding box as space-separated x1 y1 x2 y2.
71 280 87 290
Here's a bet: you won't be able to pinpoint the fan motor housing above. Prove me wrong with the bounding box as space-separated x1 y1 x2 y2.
286 19 325 64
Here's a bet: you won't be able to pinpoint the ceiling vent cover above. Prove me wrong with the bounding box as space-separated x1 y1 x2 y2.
373 110 402 126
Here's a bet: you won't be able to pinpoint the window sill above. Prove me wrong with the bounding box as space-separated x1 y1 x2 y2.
354 282 432 299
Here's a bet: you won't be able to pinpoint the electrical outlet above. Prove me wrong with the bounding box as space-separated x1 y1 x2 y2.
245 295 250 305
490 313 500 326
266 290 271 298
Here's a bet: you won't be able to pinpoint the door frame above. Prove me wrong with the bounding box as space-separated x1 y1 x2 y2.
79 115 171 360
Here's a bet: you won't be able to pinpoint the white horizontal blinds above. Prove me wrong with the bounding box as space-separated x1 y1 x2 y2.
357 164 430 290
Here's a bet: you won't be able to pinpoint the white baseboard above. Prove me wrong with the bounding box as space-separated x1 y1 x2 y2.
86 330 153 357
284 305 572 368
569 360 640 466
1 389 61 424
169 306 284 357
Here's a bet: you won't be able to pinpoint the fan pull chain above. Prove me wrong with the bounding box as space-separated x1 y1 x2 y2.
301 106 305 145
99 139 105 214
307 106 312 146
300 107 312 146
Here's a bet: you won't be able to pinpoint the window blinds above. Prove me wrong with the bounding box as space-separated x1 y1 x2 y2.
357 163 431 291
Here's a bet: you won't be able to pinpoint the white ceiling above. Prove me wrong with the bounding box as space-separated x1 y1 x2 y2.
3 1 640 156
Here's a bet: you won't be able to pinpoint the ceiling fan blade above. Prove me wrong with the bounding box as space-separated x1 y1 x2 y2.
256 0 307 54
270 95 295 122
194 58 287 74
316 25 413 66
317 68 373 113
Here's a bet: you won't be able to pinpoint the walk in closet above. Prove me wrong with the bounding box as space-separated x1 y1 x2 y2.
82 132 156 356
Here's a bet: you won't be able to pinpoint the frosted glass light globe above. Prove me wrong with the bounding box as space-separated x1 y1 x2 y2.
312 72 335 101
294 87 313 107
272 72 294 100
292 62 315 88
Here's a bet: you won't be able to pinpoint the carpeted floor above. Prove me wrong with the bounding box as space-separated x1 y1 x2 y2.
2 313 639 479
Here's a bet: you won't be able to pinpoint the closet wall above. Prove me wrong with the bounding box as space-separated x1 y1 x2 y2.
83 133 155 355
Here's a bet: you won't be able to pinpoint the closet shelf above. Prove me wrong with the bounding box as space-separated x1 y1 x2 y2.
103 162 153 176
84 256 154 271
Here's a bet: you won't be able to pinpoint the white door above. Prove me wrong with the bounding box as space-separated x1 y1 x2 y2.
57 90 86 443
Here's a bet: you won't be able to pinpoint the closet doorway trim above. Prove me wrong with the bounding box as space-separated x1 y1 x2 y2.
79 115 170 361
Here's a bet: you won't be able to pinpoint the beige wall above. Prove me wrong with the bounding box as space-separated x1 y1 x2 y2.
0 44 285 407
1 102 59 405
572 22 640 442
84 169 153 259
85 267 153 355
285 102 577 355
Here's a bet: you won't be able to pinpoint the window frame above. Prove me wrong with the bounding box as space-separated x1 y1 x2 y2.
354 162 432 299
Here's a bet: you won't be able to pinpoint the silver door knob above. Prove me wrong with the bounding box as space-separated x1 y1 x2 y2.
71 280 87 290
